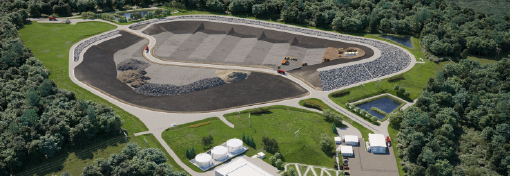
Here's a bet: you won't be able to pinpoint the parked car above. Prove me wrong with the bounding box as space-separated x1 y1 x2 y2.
343 159 348 163
344 167 350 170
343 163 348 166
345 171 350 175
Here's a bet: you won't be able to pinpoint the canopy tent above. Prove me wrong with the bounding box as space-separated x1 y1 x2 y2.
335 137 342 144
340 146 353 156
344 135 359 146
368 134 387 154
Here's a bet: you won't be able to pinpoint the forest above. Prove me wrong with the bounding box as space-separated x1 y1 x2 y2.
0 5 125 175
392 58 510 175
79 143 187 176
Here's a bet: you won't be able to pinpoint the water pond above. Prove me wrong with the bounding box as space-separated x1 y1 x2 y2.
356 97 401 120
381 35 412 48
116 11 152 19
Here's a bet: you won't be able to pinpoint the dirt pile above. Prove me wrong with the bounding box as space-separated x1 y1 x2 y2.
117 70 151 88
117 59 151 71
215 70 250 83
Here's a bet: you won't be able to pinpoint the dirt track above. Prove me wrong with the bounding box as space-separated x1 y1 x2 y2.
75 31 308 112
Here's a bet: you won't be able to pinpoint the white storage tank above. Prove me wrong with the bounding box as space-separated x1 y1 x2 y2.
211 146 228 161
195 153 212 169
227 139 243 155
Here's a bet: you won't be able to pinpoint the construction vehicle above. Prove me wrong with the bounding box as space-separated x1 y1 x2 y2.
338 48 344 54
323 58 330 62
277 69 286 74
281 59 289 65
301 63 308 66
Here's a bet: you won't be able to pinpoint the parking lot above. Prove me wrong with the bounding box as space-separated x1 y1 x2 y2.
341 138 399 176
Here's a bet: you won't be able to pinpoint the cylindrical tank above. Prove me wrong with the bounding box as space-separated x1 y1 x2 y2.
211 146 228 161
195 153 212 168
227 139 243 155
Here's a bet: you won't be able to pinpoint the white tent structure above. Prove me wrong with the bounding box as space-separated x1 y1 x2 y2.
212 146 228 161
344 135 359 146
227 139 243 155
340 146 353 156
215 157 273 176
195 153 212 169
368 134 387 154
335 137 342 144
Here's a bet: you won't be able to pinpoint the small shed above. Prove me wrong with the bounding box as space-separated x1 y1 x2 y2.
340 146 353 156
344 135 359 146
334 137 342 144
227 139 243 155
195 153 212 169
368 134 387 154
211 146 228 161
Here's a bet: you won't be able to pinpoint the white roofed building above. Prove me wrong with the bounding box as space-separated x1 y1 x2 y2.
340 145 353 156
368 134 387 154
215 157 273 176
344 135 359 146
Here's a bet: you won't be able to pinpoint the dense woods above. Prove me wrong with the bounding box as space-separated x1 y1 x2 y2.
80 143 187 176
0 6 124 175
392 58 510 175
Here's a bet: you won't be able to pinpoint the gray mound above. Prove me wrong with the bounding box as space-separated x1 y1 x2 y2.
117 58 151 71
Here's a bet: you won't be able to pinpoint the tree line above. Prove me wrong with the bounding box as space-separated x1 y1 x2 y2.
392 58 510 175
0 6 125 175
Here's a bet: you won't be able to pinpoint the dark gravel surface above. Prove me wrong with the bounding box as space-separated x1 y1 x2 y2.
75 31 308 112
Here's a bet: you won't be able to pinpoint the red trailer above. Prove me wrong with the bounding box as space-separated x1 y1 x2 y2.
49 17 56 21
277 69 286 74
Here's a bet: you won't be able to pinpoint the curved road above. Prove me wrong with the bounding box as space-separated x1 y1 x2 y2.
63 16 416 175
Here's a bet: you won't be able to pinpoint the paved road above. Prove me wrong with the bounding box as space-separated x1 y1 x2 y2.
64 16 415 175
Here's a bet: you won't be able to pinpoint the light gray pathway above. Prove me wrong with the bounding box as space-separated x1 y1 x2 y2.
66 16 418 176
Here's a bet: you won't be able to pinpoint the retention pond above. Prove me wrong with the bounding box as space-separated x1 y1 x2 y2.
381 36 412 48
356 97 402 120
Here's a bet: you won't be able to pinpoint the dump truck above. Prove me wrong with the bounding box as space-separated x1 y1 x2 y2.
281 58 289 65
323 58 330 62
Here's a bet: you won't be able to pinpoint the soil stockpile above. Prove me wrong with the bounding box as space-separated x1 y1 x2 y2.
117 69 150 88
215 70 250 83
117 58 151 71
75 31 308 112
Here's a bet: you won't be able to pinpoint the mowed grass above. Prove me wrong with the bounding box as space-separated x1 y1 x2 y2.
298 98 373 140
16 22 187 175
162 106 337 172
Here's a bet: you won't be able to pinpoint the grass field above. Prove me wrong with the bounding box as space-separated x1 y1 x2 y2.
162 106 338 172
298 98 373 141
16 21 188 175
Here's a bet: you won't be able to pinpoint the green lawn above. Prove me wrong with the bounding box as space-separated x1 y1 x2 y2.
388 125 405 176
16 21 174 175
297 98 374 141
162 106 338 172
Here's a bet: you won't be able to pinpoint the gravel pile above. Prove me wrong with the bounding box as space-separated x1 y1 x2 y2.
134 77 226 96
117 69 150 88
215 70 250 83
117 58 151 71
74 30 119 62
